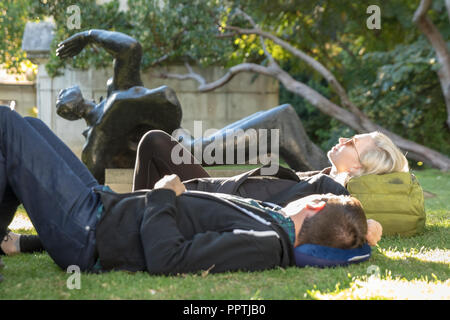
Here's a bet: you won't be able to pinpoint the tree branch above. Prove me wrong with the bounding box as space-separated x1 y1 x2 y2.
446 0 450 21
158 60 450 170
223 24 369 122
149 54 170 67
160 62 277 92
413 0 433 22
215 32 238 38
159 62 206 87
413 0 450 128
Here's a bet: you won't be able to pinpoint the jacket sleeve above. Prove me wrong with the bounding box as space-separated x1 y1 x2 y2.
139 189 281 275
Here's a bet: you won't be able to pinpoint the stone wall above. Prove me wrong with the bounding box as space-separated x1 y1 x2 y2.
0 82 36 116
36 64 279 158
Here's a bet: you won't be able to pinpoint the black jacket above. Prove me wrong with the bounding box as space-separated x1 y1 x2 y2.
183 166 348 207
94 188 295 275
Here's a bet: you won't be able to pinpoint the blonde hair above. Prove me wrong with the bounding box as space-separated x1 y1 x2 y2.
355 131 409 177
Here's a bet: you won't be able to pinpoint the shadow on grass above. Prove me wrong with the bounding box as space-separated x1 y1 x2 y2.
364 223 449 281
379 224 449 250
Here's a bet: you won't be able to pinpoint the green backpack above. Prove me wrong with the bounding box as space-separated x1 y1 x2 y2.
346 172 426 237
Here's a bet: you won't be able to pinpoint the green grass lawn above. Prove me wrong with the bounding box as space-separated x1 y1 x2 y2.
0 168 448 300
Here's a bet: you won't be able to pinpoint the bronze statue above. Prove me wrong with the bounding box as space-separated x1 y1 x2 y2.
56 29 328 182
56 29 182 184
175 104 330 172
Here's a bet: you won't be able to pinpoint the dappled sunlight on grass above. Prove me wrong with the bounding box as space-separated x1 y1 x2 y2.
309 274 450 300
379 247 449 264
8 214 34 231
8 206 34 232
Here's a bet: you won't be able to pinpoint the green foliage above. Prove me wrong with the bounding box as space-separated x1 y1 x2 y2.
349 39 450 156
125 0 235 70
31 0 133 76
0 0 38 73
29 0 238 76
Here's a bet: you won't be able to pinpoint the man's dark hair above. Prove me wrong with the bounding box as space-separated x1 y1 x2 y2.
297 194 368 249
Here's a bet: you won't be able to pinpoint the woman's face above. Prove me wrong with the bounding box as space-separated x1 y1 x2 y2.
327 133 375 174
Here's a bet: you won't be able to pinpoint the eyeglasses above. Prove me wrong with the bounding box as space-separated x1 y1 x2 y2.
342 136 362 164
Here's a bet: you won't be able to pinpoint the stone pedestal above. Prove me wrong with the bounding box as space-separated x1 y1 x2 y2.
104 167 251 193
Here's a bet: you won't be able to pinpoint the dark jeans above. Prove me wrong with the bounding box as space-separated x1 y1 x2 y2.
0 107 102 271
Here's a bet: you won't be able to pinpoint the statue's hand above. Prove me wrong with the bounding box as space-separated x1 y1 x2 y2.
56 31 90 59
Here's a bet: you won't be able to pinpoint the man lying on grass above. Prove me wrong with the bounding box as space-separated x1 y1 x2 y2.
0 107 381 275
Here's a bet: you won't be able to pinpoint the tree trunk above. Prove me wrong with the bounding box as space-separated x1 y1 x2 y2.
414 0 450 129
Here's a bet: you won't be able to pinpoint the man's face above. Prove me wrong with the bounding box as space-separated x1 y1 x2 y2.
327 133 375 174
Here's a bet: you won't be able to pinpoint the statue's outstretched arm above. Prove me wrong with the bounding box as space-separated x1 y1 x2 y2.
56 29 143 92
176 104 329 172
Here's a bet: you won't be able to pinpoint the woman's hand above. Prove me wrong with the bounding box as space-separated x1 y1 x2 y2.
366 219 383 246
154 174 186 196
